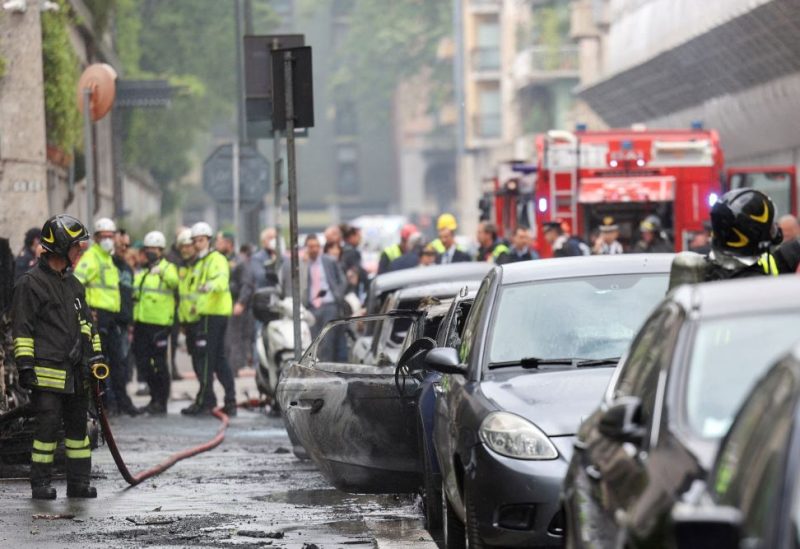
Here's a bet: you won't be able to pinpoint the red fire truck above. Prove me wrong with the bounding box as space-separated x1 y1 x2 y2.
481 126 797 257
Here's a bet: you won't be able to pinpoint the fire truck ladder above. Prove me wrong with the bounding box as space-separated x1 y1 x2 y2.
545 130 579 230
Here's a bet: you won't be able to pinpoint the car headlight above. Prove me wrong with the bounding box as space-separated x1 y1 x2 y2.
479 412 558 460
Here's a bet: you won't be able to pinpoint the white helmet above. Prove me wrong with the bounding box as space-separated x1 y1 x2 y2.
176 228 193 246
191 221 213 238
94 217 117 233
143 230 167 249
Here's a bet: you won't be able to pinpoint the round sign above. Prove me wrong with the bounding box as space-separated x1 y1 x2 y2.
77 63 118 121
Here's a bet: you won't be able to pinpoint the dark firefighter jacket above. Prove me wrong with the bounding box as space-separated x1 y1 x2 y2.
11 259 101 394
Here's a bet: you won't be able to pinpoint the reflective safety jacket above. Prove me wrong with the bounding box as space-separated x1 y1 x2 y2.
11 260 101 394
477 241 510 263
133 258 179 326
74 243 120 313
194 250 232 316
178 260 199 324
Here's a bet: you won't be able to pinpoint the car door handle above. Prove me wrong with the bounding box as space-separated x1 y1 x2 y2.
585 465 602 481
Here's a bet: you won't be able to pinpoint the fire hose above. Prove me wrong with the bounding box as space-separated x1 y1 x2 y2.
89 362 242 487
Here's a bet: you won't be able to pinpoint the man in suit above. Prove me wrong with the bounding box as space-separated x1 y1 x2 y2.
432 214 471 265
282 234 346 361
497 226 539 265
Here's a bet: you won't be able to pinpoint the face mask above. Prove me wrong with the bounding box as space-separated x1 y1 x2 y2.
145 251 160 264
100 238 115 254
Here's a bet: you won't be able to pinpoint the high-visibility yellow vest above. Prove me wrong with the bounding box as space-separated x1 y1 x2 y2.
195 250 232 316
178 260 200 324
491 243 510 262
430 239 446 254
758 253 779 276
74 243 120 313
382 244 403 262
133 258 179 326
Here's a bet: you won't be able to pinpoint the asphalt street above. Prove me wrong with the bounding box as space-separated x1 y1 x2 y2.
0 350 436 549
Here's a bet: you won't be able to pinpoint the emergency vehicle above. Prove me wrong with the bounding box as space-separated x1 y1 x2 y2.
481 126 796 257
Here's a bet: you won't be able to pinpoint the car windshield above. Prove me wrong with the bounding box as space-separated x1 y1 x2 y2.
488 274 668 366
685 313 800 439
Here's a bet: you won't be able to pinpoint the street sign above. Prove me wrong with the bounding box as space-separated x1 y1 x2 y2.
202 144 270 202
244 34 304 139
271 46 315 131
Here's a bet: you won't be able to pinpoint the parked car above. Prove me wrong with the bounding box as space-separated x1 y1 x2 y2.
276 280 483 494
430 254 674 548
563 276 800 549
669 341 800 549
365 263 491 314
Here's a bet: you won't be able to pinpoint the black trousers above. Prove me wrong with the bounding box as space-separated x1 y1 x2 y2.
98 318 136 413
195 315 236 408
183 321 201 379
133 323 171 408
31 387 91 487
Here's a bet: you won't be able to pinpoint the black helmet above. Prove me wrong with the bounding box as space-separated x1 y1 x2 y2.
639 215 662 233
711 189 780 257
40 214 90 259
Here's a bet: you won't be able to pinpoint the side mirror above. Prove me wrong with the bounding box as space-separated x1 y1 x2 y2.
398 338 436 372
671 501 741 549
424 347 468 376
598 396 646 443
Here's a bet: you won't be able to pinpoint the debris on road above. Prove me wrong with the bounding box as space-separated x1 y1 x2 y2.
33 514 75 520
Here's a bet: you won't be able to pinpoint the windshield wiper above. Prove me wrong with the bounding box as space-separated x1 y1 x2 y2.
575 357 621 368
488 357 576 370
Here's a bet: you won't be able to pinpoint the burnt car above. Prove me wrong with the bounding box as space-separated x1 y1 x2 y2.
563 276 800 549
431 254 673 548
669 341 800 549
365 263 491 314
276 280 484 494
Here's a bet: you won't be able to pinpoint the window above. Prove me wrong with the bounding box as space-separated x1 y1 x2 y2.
730 171 793 217
489 274 669 366
458 278 492 365
684 312 800 438
476 87 502 138
335 100 357 136
612 304 682 428
336 145 359 195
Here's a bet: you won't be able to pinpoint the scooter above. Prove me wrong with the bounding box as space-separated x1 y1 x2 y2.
253 288 314 409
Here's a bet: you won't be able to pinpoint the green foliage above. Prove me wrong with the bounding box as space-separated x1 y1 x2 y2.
313 0 452 125
41 0 81 152
117 0 278 213
83 0 114 36
0 54 6 79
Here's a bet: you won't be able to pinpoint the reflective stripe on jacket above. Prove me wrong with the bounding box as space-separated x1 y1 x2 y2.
178 261 200 323
758 253 780 276
74 243 121 313
133 258 180 326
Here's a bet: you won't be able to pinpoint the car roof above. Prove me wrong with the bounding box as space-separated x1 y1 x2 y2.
670 276 800 319
371 263 492 295
394 280 481 301
496 254 675 285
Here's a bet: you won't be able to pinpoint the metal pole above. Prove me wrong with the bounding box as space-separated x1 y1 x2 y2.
273 129 283 263
284 51 302 360
452 0 467 225
234 0 247 145
233 140 241 248
83 88 95 222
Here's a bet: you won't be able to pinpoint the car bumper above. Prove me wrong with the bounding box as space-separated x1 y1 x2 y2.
465 437 572 547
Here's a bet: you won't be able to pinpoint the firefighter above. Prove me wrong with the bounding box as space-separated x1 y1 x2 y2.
181 222 236 416
430 213 471 264
11 214 102 499
633 215 673 253
669 189 782 289
476 221 510 262
133 231 179 415
74 218 139 417
378 223 418 274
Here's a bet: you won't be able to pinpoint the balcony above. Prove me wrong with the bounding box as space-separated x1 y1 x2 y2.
471 47 501 73
513 45 580 88
472 113 502 140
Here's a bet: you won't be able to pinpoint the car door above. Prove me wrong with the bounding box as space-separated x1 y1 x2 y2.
577 303 683 547
434 277 494 517
278 312 423 493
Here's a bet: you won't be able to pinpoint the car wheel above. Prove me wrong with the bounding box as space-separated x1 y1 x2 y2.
422 436 443 535
442 479 466 549
465 483 487 549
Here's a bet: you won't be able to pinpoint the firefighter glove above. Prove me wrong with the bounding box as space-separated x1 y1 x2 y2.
19 368 38 390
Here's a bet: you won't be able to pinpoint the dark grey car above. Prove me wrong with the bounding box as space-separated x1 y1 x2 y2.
429 255 673 548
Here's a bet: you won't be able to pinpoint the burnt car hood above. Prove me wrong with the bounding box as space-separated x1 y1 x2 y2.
480 368 614 437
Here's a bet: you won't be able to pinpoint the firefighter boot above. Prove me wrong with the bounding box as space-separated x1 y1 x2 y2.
65 437 97 498
31 440 57 500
